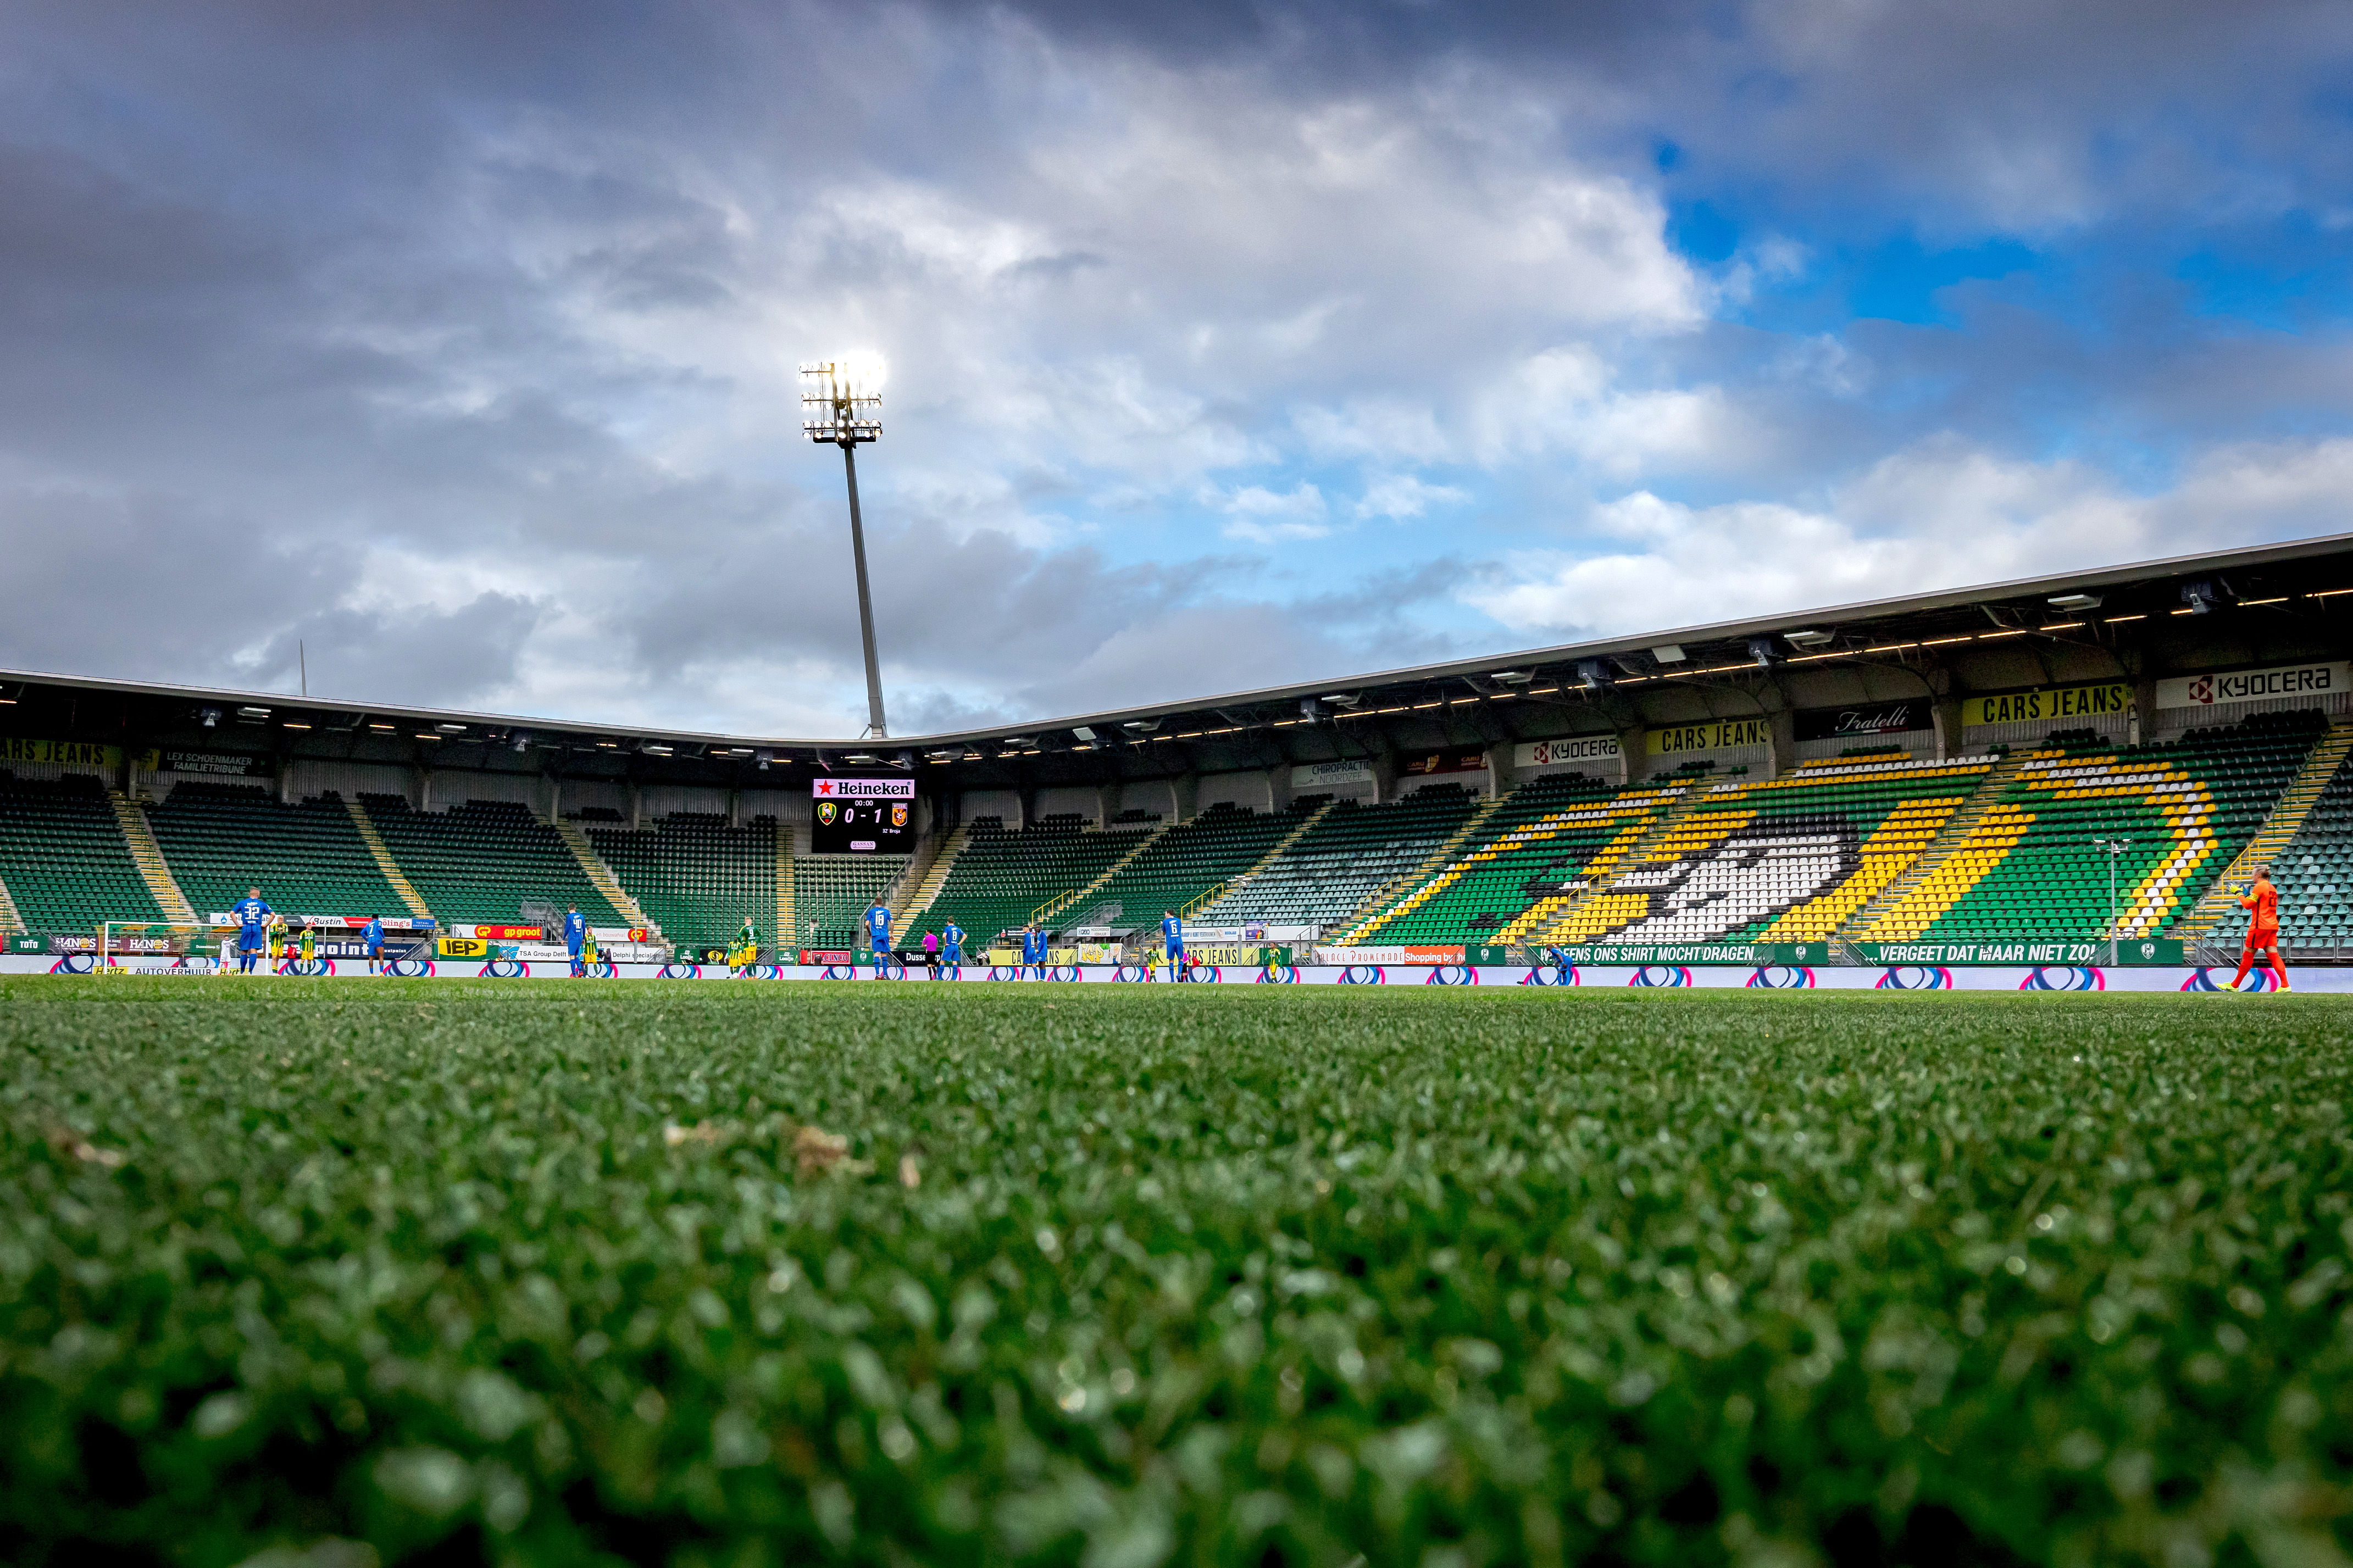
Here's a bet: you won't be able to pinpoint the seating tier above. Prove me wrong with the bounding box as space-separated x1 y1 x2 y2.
0 772 164 933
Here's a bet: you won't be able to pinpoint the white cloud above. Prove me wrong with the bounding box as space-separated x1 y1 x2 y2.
1221 481 1331 543
1355 473 1469 520
1466 435 2353 638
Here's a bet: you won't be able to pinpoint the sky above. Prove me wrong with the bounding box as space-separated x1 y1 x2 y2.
3 1 2352 738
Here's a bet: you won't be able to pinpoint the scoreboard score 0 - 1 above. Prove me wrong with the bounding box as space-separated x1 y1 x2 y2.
811 776 915 854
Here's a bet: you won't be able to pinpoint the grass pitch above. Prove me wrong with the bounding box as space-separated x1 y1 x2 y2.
2 980 2349 1567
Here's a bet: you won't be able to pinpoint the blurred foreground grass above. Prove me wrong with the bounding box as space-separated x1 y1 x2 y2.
1 978 2349 1567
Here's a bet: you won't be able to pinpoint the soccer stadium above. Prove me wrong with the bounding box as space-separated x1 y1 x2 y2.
6 533 2353 1559
5 533 2349 991
10 7 2353 1566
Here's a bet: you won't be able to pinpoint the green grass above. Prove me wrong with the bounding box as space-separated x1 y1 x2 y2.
3 980 2351 1567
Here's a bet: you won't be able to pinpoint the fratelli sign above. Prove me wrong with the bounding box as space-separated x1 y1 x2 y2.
1794 700 1927 742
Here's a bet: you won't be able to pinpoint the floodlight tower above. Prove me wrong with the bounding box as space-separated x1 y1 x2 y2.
802 359 890 739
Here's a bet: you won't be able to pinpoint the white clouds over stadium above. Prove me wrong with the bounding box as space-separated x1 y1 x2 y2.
2 2 2352 733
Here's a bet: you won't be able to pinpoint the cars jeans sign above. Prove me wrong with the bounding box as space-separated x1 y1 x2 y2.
1646 718 1771 755
2156 661 2349 709
1961 681 2131 727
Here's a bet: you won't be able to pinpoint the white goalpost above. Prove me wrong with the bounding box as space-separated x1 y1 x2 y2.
98 921 221 971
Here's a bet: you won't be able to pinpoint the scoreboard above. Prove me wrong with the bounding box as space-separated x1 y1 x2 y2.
811 776 915 854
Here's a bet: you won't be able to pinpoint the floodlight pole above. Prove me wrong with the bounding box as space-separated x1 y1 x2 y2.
837 443 888 739
802 360 890 739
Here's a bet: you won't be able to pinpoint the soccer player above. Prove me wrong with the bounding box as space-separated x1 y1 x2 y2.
864 900 892 977
940 919 965 968
362 914 384 974
734 914 760 974
1022 922 1048 979
293 919 317 973
2223 864 2291 992
230 888 272 974
563 904 589 977
1161 909 1185 981
580 926 602 976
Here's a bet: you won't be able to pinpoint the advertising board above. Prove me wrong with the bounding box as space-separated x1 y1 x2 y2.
1514 736 1621 768
1794 700 1928 743
1962 682 2130 727
1399 749 1485 777
811 776 916 854
1290 760 1374 789
2156 661 2349 710
1646 718 1770 756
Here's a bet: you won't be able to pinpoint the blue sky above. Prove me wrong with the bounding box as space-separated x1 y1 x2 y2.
1 1 2351 736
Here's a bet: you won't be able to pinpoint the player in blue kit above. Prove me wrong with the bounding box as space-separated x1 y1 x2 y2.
362 914 385 974
864 901 892 977
1161 909 1185 981
1022 923 1048 978
563 905 589 977
230 888 273 974
940 920 965 967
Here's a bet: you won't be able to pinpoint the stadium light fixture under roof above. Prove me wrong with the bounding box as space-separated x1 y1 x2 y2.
802 356 891 742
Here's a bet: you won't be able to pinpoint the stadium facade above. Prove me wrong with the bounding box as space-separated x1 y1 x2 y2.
3 532 2350 985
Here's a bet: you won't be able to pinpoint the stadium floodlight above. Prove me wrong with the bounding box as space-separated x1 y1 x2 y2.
435 723 466 734
1072 726 1097 743
2180 580 2223 615
199 707 221 728
802 356 891 739
640 742 674 757
1575 659 1612 690
2048 593 2102 612
1300 698 1327 722
509 732 532 753
754 748 774 770
1121 719 1160 733
1489 671 1535 687
1784 628 1836 649
1746 636 1782 668
1651 644 1686 664
237 705 271 720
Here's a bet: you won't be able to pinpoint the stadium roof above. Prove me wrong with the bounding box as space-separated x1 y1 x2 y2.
5 530 2350 790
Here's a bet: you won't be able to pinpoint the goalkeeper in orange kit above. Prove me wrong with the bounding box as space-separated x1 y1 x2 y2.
2222 864 2289 992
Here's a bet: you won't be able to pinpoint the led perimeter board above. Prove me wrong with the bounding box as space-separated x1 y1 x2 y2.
811 776 915 854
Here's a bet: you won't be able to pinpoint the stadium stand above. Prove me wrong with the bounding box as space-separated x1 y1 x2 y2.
906 815 1148 944
1345 774 1682 945
2191 724 2353 953
1534 754 1994 946
792 854 906 950
1191 786 1480 931
1039 802 1308 933
356 797 632 926
146 784 410 918
1857 711 2325 942
0 773 167 933
586 813 779 949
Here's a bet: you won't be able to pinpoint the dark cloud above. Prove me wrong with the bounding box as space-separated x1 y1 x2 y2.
0 0 2347 738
